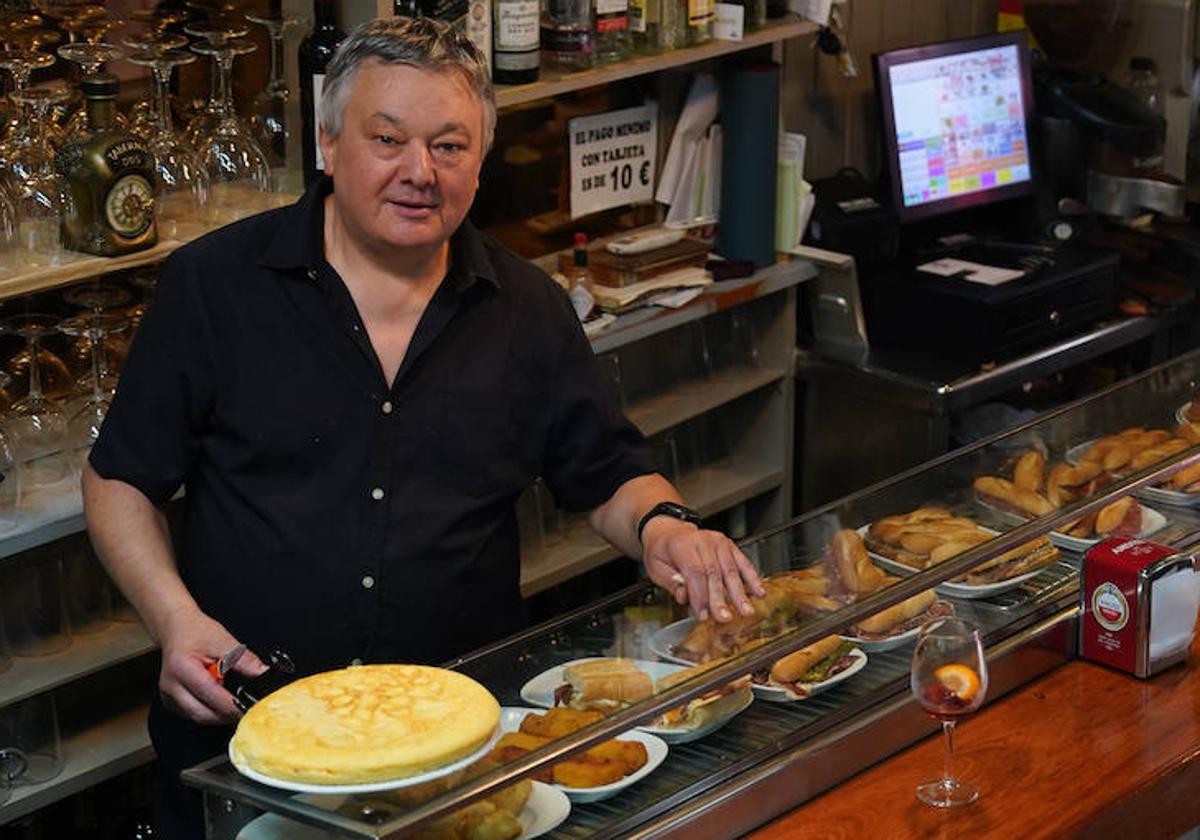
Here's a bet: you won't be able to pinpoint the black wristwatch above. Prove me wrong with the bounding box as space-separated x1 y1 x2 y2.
637 502 702 543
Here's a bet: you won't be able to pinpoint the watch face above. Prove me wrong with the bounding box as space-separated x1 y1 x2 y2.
105 174 154 237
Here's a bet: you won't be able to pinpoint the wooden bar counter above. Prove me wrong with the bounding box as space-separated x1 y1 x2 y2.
749 626 1200 840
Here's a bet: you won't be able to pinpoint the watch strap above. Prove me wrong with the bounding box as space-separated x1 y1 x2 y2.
637 502 702 543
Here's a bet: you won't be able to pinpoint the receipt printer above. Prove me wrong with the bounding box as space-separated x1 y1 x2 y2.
1081 538 1200 678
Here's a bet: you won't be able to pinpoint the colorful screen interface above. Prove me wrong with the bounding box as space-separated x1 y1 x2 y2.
888 43 1031 209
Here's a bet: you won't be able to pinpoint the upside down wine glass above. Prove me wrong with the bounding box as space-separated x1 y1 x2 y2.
59 313 127 468
910 616 989 808
3 315 68 486
190 36 270 222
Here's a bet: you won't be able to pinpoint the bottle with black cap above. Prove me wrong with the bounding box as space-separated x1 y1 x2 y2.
57 73 157 256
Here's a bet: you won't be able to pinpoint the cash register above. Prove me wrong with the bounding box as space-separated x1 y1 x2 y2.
859 30 1119 365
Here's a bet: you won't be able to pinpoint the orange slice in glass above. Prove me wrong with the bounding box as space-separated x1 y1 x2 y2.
934 664 981 701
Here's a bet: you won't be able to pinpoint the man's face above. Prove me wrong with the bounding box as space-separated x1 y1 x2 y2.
321 61 485 256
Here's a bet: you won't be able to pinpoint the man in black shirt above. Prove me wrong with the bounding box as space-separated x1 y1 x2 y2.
84 16 764 837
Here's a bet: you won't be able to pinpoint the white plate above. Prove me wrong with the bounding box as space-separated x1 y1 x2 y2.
638 686 754 743
1176 402 1195 427
519 658 684 708
856 525 1048 599
234 781 570 840
498 707 668 804
647 618 702 667
974 494 1167 552
839 623 924 652
754 648 867 702
1065 439 1200 509
517 656 749 744
229 728 501 795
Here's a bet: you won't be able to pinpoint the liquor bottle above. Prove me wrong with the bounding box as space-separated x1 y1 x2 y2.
299 0 344 187
683 0 713 45
541 0 593 71
492 0 539 83
567 232 596 321
393 0 420 14
57 73 157 256
593 0 631 64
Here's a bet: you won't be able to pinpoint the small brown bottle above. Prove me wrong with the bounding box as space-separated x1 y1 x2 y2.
57 73 157 256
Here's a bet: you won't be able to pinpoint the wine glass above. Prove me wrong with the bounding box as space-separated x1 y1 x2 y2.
121 30 189 139
3 314 69 486
59 313 127 470
8 83 70 266
190 36 270 222
182 18 249 150
0 371 20 536
244 10 302 190
62 284 131 386
55 41 124 146
910 616 989 808
125 47 210 237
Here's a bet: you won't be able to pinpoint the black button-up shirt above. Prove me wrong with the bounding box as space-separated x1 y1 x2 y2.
91 177 653 676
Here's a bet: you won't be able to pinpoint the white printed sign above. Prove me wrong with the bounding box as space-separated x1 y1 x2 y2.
569 103 658 219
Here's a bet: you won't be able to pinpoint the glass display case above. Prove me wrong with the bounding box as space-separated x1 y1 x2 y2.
184 346 1200 839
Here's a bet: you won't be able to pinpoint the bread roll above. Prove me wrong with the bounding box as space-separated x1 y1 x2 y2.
769 635 843 683
855 589 937 635
561 659 653 711
973 476 1054 517
1095 497 1141 536
832 529 887 594
654 662 753 731
1013 450 1045 493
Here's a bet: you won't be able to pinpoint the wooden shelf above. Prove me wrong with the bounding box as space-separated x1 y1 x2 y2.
627 365 787 437
2 706 153 825
494 17 818 108
520 459 784 595
0 621 155 709
0 189 299 302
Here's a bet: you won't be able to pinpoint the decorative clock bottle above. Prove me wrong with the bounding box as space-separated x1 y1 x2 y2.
57 73 157 256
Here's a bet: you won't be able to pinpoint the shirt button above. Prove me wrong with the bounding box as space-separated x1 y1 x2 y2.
382 400 393 415
361 574 375 589
350 658 363 666
370 487 385 501
306 268 318 281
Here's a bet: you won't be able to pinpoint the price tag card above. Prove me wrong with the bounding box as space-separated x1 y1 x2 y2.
569 103 658 219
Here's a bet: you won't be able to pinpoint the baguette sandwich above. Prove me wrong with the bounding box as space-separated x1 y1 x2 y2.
767 635 858 697
923 534 1060 585
853 589 945 639
675 568 836 663
553 659 653 712
654 660 753 732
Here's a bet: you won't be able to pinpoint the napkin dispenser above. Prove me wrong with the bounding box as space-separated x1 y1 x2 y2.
1081 538 1200 678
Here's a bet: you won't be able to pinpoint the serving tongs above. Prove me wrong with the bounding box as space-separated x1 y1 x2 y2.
226 649 296 713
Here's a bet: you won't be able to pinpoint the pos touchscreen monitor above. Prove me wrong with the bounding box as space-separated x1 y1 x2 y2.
874 31 1039 223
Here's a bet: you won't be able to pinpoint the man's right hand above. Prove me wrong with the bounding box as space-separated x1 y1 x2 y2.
158 608 268 725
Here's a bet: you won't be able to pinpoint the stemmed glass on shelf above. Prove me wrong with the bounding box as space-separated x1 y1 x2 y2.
910 616 989 808
187 22 270 221
125 41 210 237
55 40 125 147
62 284 131 394
244 9 303 191
2 315 69 486
7 83 70 266
58 313 127 469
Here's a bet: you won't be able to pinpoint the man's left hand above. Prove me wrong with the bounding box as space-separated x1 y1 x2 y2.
641 517 766 622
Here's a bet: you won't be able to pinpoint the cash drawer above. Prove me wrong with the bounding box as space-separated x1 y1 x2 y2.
861 246 1120 364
